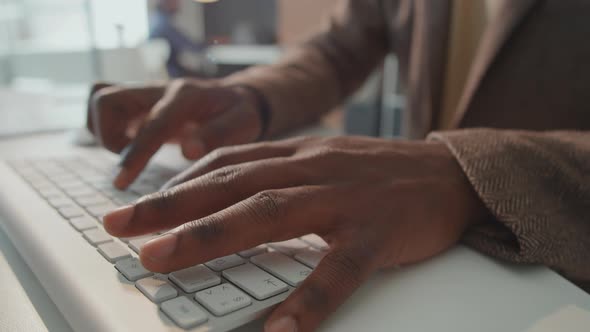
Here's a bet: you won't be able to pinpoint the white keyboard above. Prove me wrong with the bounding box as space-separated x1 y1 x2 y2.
4 154 329 331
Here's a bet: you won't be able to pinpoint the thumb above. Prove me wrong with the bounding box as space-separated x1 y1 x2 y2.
265 246 375 332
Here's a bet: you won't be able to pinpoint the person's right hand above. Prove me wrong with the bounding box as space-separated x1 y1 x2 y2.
87 79 263 189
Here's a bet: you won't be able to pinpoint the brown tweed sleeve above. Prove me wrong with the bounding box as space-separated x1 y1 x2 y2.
428 129 590 282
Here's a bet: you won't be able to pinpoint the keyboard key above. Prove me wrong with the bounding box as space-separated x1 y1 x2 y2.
48 196 75 208
30 178 55 190
69 216 98 231
238 245 268 258
294 249 326 268
128 235 159 254
222 263 288 300
110 191 140 205
195 283 252 316
251 252 312 287
169 265 221 293
83 228 113 246
301 234 330 251
116 258 153 281
58 206 85 219
98 242 132 263
161 297 208 329
87 203 117 219
205 254 246 272
268 239 309 256
64 186 95 197
38 187 62 199
74 194 109 207
136 276 178 303
129 182 158 196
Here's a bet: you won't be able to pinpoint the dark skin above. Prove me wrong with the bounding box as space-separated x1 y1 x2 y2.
89 79 489 332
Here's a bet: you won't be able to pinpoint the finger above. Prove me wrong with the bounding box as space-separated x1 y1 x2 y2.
265 244 376 332
138 185 337 272
86 82 113 135
104 157 315 237
178 103 263 161
90 85 165 153
164 141 295 190
113 89 185 189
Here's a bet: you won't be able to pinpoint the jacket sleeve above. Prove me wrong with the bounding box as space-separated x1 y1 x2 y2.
223 0 391 137
429 129 590 282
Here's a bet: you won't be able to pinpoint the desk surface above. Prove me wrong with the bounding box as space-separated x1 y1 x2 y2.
1 133 589 332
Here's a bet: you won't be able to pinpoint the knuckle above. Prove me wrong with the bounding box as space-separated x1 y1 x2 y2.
137 187 181 215
204 147 233 168
91 90 112 112
207 166 242 192
321 250 365 287
245 190 285 226
182 215 225 243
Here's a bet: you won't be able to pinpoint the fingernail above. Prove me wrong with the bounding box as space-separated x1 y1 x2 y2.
103 205 134 234
113 167 132 189
118 145 133 165
266 316 297 332
142 233 178 261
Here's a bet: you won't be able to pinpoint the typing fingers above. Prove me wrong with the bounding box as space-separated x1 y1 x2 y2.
138 185 337 273
103 157 313 237
164 141 296 190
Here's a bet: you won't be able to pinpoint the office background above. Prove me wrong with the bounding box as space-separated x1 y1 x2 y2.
0 0 402 138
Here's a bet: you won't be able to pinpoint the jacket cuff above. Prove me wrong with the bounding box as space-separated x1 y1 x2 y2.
427 129 589 280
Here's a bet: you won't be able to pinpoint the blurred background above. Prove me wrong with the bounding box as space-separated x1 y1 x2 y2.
0 0 402 139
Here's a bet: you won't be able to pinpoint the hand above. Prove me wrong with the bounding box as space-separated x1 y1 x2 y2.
103 136 489 332
87 79 262 189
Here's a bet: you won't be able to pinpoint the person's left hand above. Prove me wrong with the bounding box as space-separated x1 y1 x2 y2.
103 136 488 332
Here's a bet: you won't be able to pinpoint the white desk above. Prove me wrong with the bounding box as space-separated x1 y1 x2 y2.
1 132 589 332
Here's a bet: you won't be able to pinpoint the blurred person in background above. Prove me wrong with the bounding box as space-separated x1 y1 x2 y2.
149 0 205 77
89 1 590 331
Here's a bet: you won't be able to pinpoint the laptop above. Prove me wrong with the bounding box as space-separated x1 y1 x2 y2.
0 135 589 332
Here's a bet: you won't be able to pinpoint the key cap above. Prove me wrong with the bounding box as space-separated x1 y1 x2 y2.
222 263 288 300
48 196 75 208
301 234 330 251
64 186 95 197
294 249 326 269
128 235 159 254
83 228 113 246
161 297 208 329
116 258 153 281
69 216 97 231
98 242 132 263
205 254 246 272
268 239 309 256
195 283 252 316
59 206 85 219
169 265 221 293
74 194 109 207
136 276 178 303
238 245 268 258
110 191 140 205
87 203 117 219
38 187 62 199
251 252 312 287
29 179 55 190
129 182 158 196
